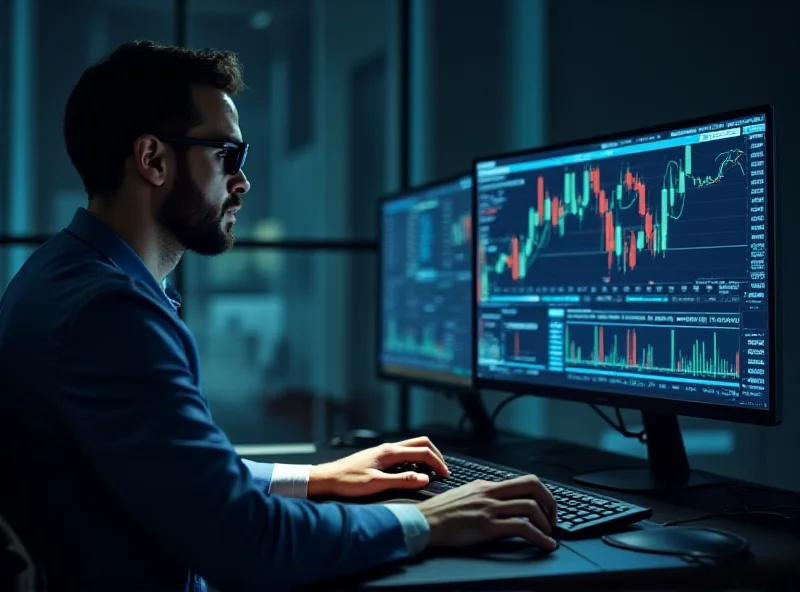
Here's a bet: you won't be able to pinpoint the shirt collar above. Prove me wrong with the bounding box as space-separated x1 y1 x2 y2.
65 207 181 311
162 279 183 310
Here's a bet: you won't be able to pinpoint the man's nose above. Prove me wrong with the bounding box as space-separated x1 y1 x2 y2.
231 170 250 195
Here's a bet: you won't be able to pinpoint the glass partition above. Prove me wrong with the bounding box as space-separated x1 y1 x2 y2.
181 247 390 444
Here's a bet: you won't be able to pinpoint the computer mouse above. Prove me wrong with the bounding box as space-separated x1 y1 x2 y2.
421 536 559 562
329 428 384 448
602 526 749 559
481 536 560 553
384 461 441 480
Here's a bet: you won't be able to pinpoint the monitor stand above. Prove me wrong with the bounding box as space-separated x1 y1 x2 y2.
572 412 721 493
454 391 496 444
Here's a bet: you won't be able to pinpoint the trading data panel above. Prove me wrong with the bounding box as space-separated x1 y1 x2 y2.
475 112 771 410
380 175 473 387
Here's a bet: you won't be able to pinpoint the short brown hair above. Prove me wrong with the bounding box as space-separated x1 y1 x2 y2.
63 40 245 198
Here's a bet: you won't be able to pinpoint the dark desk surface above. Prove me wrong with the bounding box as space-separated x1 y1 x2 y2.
245 435 800 590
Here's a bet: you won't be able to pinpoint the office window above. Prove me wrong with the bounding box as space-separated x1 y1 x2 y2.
285 0 314 153
180 249 387 445
185 0 401 240
182 0 402 444
0 1 10 220
0 0 174 239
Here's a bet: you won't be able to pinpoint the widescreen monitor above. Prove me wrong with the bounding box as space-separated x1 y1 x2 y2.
473 105 779 490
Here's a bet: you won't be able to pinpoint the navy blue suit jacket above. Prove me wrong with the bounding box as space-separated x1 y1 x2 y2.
0 209 408 591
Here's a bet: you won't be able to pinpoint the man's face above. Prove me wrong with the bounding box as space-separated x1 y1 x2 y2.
157 87 250 255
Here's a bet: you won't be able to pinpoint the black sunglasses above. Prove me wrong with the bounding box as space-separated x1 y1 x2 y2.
156 135 249 176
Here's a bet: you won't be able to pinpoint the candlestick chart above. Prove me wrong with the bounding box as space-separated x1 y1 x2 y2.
477 137 749 297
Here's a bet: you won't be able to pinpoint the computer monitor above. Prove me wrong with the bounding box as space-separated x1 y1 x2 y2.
377 174 474 390
473 105 780 492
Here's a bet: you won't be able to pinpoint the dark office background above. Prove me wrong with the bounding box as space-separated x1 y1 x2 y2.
1 0 797 491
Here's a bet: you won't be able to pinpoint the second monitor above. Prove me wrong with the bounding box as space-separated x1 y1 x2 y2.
378 174 473 388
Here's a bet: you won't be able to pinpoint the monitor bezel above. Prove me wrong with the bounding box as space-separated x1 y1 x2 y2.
375 172 476 391
471 104 781 426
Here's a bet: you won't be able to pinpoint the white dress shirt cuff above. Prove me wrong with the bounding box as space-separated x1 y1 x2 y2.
268 463 311 498
383 503 431 556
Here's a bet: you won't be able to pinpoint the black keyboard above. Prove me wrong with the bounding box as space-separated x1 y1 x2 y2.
420 454 653 538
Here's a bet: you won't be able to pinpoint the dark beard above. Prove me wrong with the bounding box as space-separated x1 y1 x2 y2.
157 160 241 256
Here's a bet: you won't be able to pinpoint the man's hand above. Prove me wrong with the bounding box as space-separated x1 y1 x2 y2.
307 436 450 498
417 475 559 551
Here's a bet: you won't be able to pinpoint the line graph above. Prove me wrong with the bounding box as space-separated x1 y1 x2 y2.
671 144 745 190
477 136 750 297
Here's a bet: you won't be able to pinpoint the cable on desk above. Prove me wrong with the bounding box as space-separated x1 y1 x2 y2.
725 483 800 500
661 505 800 527
689 482 800 510
657 483 800 530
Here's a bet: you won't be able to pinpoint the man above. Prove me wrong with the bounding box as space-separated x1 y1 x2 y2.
0 41 558 591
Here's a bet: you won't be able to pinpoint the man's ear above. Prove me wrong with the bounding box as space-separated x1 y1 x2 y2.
132 135 169 187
